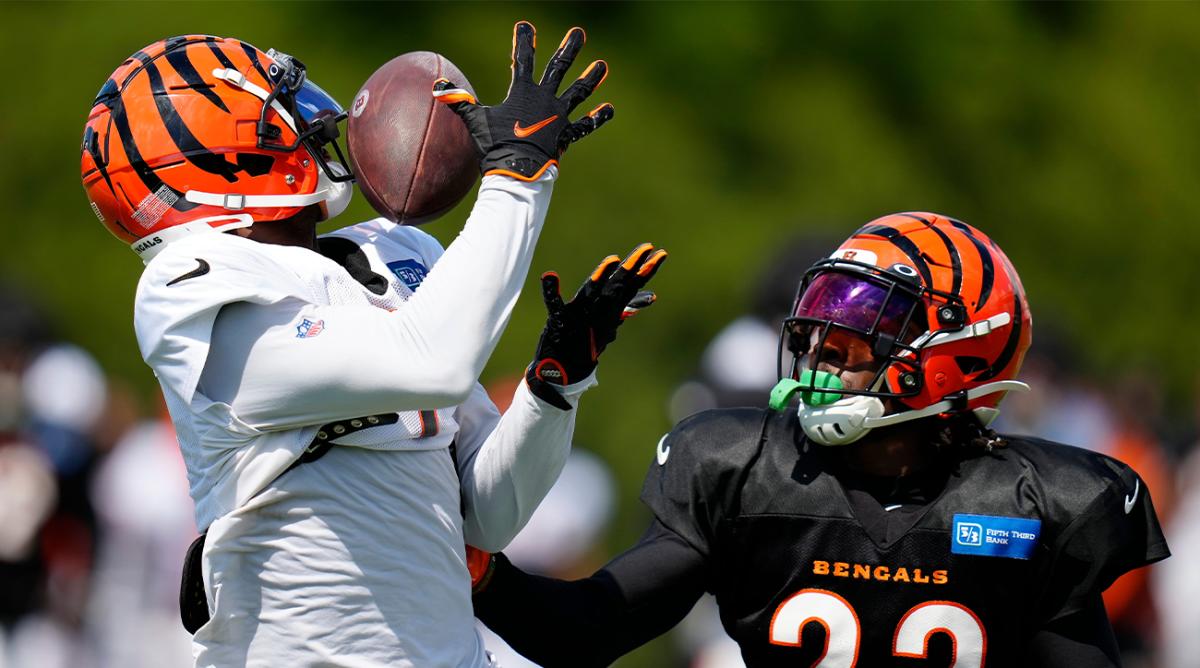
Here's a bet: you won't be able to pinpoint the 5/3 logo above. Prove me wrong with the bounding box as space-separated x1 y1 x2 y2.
769 589 985 667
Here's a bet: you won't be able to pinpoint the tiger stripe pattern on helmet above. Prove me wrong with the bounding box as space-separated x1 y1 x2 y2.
789 211 1032 418
82 35 326 251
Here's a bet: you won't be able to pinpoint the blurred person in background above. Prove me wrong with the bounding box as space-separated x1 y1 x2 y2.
0 283 56 648
1095 372 1174 667
473 213 1168 668
668 233 837 424
997 333 1175 666
85 404 195 668
79 26 663 667
0 282 119 668
1153 377 1200 668
993 326 1115 452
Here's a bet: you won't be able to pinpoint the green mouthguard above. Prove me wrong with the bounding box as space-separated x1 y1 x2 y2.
768 370 845 411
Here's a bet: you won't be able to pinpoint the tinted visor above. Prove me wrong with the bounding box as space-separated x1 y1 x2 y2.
793 271 922 340
292 79 344 131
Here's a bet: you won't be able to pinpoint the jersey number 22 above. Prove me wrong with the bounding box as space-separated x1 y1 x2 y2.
769 589 985 667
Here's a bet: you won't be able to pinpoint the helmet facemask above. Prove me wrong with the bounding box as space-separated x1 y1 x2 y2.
767 214 1032 446
778 259 933 405
773 258 1025 446
255 49 355 185
181 45 357 229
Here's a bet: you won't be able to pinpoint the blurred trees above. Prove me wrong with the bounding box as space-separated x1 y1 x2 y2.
2 2 1198 665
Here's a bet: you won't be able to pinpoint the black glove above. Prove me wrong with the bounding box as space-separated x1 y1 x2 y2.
526 244 668 410
432 21 613 181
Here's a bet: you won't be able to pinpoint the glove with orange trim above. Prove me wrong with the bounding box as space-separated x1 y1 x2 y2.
432 21 613 181
527 244 667 410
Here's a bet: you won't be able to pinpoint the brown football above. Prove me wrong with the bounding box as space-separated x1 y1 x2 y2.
346 51 479 225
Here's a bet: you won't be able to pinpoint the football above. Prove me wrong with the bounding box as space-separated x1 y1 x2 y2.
346 51 479 225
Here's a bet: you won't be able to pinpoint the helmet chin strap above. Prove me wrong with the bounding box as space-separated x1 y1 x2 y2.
770 371 1030 447
134 163 352 262
183 161 352 219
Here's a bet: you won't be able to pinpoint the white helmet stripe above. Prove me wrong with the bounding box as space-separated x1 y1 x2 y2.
917 312 1012 350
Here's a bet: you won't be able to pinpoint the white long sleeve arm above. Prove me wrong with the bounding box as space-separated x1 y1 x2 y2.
197 172 556 430
452 376 597 552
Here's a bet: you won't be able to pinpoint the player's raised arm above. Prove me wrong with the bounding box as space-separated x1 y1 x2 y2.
454 245 667 551
138 23 619 431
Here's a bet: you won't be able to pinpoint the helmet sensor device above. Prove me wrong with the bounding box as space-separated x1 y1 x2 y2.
257 48 354 184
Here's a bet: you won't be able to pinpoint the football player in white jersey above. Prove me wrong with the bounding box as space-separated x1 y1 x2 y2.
80 24 663 667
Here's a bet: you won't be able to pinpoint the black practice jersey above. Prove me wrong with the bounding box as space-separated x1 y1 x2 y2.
641 408 1168 667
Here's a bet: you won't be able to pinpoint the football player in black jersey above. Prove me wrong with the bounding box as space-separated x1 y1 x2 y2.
472 212 1168 668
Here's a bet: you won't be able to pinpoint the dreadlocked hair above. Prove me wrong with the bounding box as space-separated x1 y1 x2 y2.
933 411 1008 455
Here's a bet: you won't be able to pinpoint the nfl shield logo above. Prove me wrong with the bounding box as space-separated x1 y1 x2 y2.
296 318 325 338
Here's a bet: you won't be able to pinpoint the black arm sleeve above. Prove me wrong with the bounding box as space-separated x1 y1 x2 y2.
1027 595 1121 668
473 519 709 667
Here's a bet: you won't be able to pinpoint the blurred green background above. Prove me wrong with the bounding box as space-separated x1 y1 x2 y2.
3 1 1199 665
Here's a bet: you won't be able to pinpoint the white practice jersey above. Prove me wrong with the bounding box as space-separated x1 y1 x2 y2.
134 171 593 667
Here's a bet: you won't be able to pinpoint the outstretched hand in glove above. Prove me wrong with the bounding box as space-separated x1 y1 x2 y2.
432 21 614 181
526 244 668 410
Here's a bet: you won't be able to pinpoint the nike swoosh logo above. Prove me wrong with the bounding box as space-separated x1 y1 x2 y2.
1124 479 1140 514
513 114 559 138
656 433 670 465
167 258 211 286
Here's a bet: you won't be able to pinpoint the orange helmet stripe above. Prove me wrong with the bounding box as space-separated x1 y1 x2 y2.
976 292 1025 382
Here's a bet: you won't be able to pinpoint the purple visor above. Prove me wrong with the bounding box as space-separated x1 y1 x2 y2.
793 272 922 339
